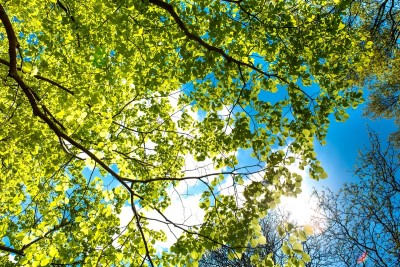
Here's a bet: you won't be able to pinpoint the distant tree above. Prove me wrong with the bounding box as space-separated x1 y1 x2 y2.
343 0 400 147
313 132 400 267
363 59 400 147
345 0 399 54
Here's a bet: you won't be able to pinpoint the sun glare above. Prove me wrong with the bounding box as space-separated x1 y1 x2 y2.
279 181 326 234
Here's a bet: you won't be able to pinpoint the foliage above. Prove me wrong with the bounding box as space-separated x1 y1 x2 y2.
363 52 400 147
313 132 400 267
344 0 399 54
342 0 400 146
0 0 371 266
199 209 320 267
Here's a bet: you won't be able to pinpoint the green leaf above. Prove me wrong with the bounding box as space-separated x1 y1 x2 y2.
282 243 291 255
40 258 51 266
302 252 311 263
303 225 314 236
298 230 307 242
302 129 311 137
320 172 328 179
292 241 304 253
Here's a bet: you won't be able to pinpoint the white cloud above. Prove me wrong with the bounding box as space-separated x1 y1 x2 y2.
117 144 220 252
147 193 205 249
145 153 220 250
168 90 200 123
8 254 16 263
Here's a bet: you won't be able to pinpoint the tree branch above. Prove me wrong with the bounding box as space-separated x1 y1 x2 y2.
21 220 71 251
148 0 278 79
0 4 133 193
147 0 314 102
0 244 24 256
0 58 75 95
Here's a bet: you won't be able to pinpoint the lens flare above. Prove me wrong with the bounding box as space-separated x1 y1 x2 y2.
357 252 368 264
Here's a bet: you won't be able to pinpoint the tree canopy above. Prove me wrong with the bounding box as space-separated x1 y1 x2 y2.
0 0 373 266
344 0 400 146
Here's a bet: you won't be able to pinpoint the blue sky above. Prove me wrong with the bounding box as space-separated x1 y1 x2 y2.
275 96 397 227
313 101 397 191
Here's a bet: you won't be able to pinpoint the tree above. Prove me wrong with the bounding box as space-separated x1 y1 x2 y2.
199 209 329 267
363 54 400 147
342 0 400 147
313 132 400 267
199 209 292 267
0 0 371 266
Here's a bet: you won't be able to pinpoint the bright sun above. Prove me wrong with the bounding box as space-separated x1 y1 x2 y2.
279 180 322 232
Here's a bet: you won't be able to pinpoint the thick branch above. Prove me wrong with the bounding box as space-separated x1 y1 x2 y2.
0 244 24 256
0 6 18 75
21 220 71 251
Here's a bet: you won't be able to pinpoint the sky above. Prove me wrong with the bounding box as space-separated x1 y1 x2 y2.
4 6 398 266
314 101 396 189
17 22 397 238
279 99 397 226
56 51 397 255
227 78 398 225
